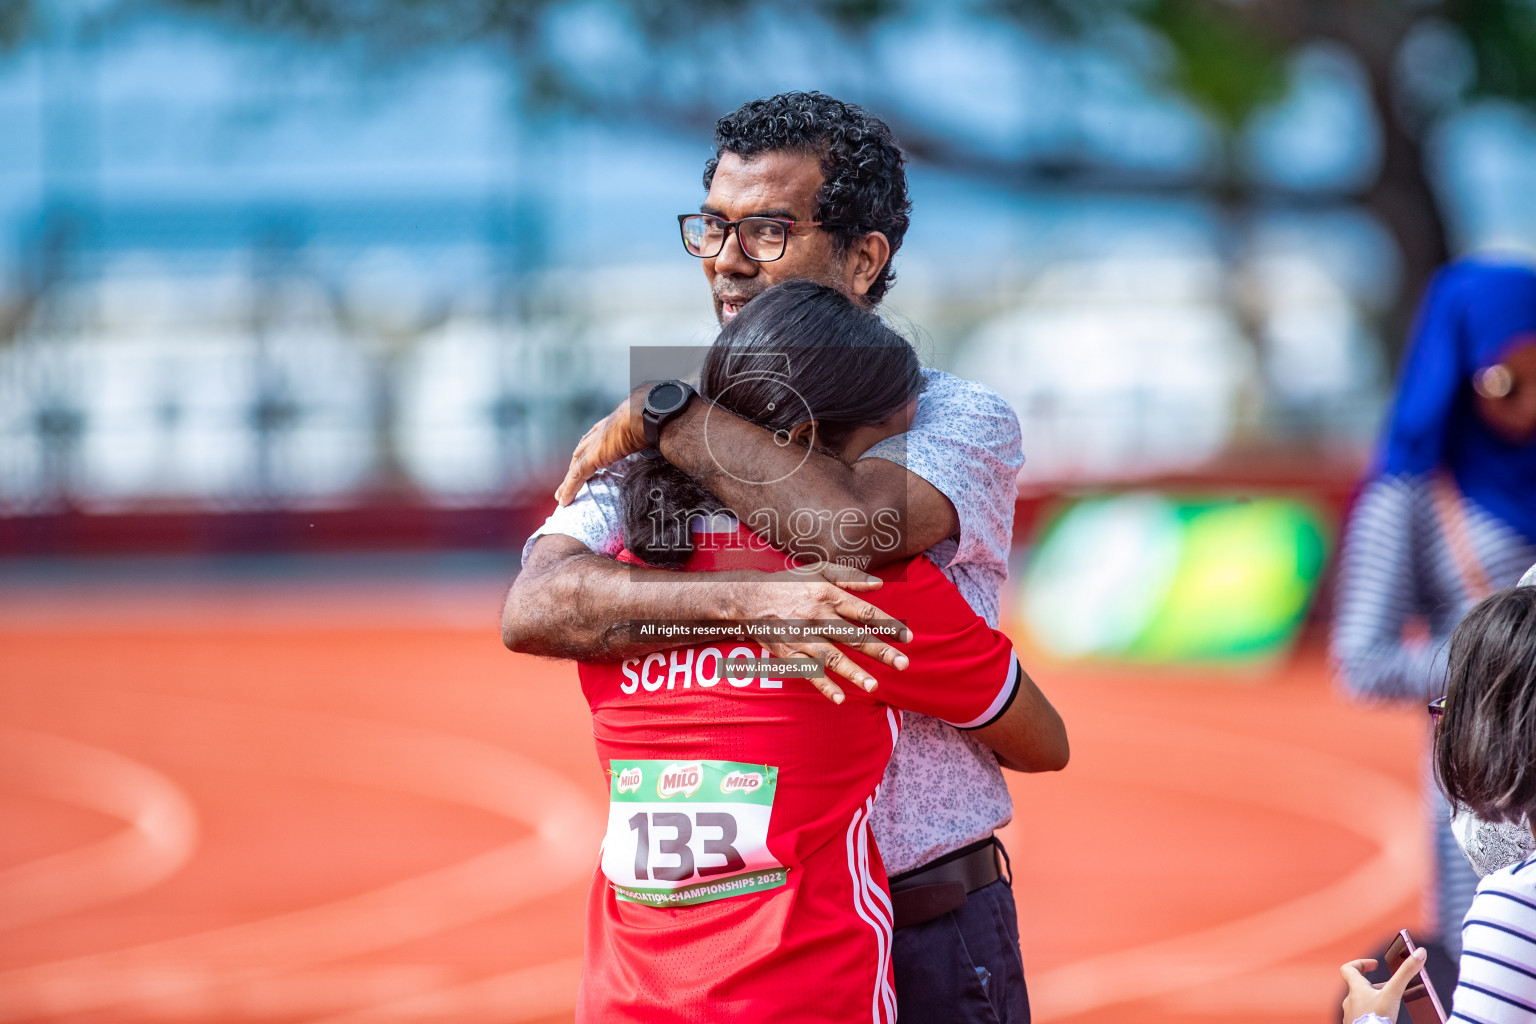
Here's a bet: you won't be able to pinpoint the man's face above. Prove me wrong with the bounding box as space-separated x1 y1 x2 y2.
700 150 848 324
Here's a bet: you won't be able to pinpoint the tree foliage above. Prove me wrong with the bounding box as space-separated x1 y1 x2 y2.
20 1 1536 169
0 0 31 50
8 0 1536 344
1133 1 1291 134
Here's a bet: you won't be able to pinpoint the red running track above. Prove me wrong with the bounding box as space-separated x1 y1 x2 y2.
0 569 1425 1023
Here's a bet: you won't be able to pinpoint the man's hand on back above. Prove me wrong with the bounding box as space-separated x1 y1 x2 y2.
737 563 912 705
502 534 910 703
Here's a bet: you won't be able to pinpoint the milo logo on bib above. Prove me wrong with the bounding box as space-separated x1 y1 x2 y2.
603 759 784 907
657 763 703 799
721 770 764 794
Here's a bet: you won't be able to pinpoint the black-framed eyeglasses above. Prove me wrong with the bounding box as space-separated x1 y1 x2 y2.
677 214 823 263
1429 695 1447 720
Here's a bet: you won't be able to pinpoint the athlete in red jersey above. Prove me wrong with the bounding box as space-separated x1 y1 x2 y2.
579 524 1032 1022
570 282 1068 1022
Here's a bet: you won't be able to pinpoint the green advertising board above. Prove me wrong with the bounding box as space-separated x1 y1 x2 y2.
1018 492 1330 664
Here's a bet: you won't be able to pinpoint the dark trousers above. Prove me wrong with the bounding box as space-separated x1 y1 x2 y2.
892 878 1030 1024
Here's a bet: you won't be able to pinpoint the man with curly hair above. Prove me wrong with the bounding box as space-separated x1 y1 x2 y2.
504 92 1038 1023
694 92 911 319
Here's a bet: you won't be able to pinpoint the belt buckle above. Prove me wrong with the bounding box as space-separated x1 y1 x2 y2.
890 881 967 930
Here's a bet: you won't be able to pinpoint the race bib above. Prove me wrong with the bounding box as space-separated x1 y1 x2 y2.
601 759 786 907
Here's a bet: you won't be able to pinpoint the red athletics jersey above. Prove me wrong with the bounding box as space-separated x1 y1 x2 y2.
576 522 1020 1024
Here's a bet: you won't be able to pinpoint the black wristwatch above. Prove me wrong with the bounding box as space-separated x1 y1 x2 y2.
641 380 696 449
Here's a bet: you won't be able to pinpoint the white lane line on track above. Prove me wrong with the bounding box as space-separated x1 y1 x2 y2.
1020 711 1423 1021
303 956 585 1023
1155 963 1353 1013
112 966 461 1019
0 728 198 932
0 704 605 1022
0 585 502 632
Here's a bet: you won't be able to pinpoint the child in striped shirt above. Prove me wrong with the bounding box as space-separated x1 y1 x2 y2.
1344 575 1536 1024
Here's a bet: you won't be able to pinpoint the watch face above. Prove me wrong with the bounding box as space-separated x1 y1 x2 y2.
648 381 688 415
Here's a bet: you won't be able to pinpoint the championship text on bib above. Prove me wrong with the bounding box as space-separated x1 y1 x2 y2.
602 759 785 907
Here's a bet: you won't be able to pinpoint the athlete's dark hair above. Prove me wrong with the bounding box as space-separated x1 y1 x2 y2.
1436 585 1536 823
704 91 910 305
621 279 923 567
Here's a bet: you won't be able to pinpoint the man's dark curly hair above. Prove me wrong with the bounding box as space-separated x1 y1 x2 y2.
704 92 911 305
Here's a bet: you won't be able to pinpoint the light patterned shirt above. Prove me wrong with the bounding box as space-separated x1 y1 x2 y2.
522 367 1026 874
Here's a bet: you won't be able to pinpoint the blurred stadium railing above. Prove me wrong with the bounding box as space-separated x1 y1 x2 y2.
0 234 1377 556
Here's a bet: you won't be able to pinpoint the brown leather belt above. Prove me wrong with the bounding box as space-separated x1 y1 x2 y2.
887 836 1005 930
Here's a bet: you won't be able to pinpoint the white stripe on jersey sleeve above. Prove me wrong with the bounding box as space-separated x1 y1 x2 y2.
844 799 896 1024
949 651 1021 731
854 803 897 1023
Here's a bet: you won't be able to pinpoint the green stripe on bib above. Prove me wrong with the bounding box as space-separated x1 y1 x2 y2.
609 759 777 806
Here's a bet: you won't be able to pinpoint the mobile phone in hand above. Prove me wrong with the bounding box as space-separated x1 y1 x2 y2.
1384 929 1448 1024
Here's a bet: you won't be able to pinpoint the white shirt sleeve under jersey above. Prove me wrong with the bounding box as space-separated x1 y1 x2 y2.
520 461 628 565
858 368 1024 572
